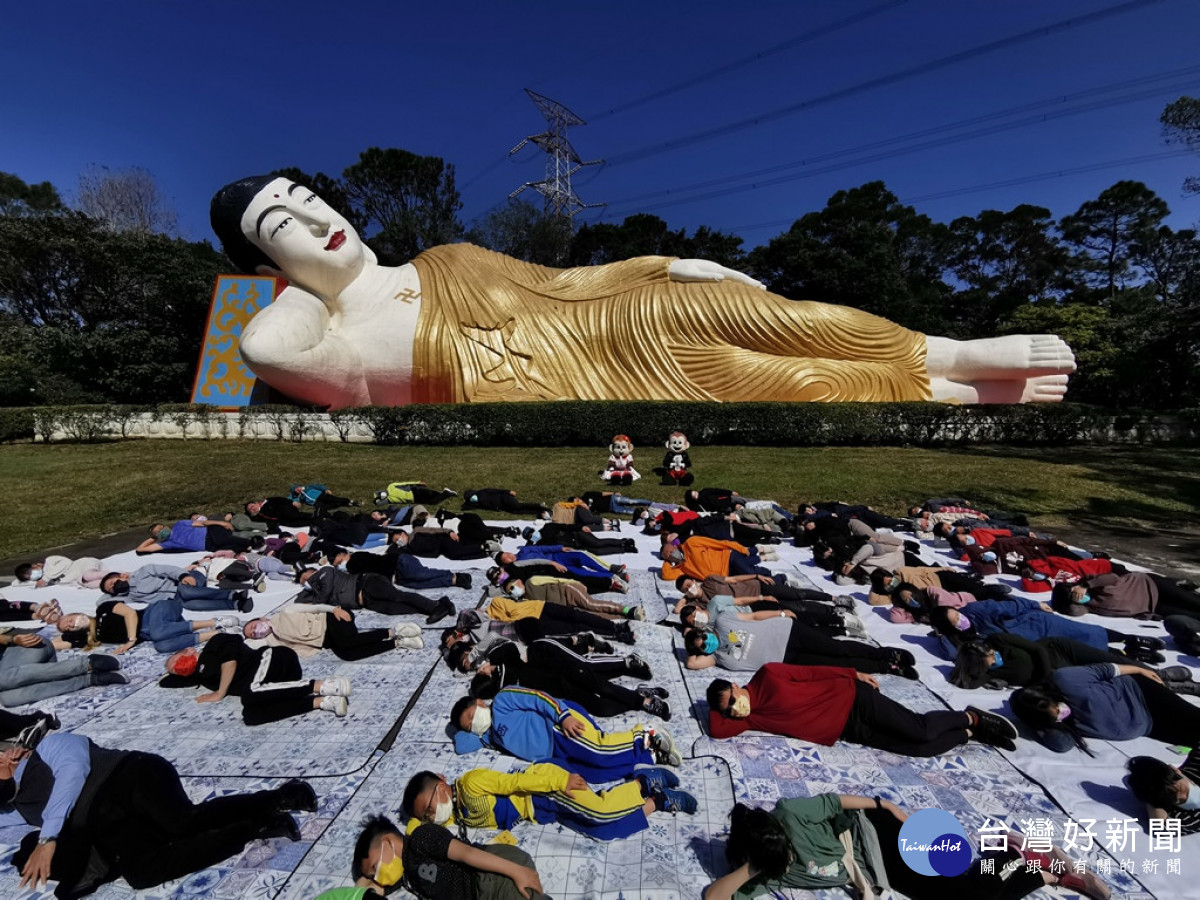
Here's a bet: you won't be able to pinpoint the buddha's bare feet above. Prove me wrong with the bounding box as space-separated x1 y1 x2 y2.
930 373 1070 404
926 335 1077 381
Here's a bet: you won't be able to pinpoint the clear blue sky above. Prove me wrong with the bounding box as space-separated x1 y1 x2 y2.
5 0 1199 247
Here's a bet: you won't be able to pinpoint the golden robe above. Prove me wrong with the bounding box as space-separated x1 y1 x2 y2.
409 244 930 404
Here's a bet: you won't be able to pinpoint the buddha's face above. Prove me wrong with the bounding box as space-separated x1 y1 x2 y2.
240 177 368 297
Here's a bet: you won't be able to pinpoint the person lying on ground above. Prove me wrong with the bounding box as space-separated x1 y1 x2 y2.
329 545 474 590
13 556 104 590
158 635 356 723
683 605 918 678
371 481 457 507
1011 663 1200 756
706 794 1109 900
243 603 425 659
448 635 670 721
498 574 641 619
289 483 357 516
296 565 456 624
676 572 858 616
0 631 126 707
524 522 636 554
867 565 1008 606
245 496 316 530
352 814 546 900
947 633 1165 689
800 502 914 532
461 487 552 518
100 566 253 613
885 580 1013 625
660 535 775 583
56 600 236 655
492 545 629 594
960 534 1092 576
0 732 316 897
481 593 637 644
450 686 681 782
706 663 1018 755
1051 571 1200 620
136 517 257 556
1018 556 1123 592
1127 753 1200 837
929 601 1167 663
401 762 696 842
389 526 494 561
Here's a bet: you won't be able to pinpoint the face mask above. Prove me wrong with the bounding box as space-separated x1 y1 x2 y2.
981 551 997 563
1179 781 1200 810
702 632 720 655
246 620 273 639
730 693 751 718
374 839 405 887
888 576 900 591
496 571 509 586
433 795 454 825
336 562 348 572
692 611 709 627
469 706 492 736
1030 572 1048 581
685 584 702 599
112 580 130 596
1076 592 1091 605
989 651 1004 669
27 568 43 582
955 614 972 632
156 527 173 542
666 547 684 564
961 535 976 546
509 583 525 599
1055 703 1072 723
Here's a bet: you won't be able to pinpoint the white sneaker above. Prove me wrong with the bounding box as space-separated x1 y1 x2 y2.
318 676 351 697
393 623 422 638
396 635 425 650
214 615 240 630
319 695 349 716
253 573 268 593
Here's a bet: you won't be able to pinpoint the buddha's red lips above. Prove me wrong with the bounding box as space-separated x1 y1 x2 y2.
325 230 346 251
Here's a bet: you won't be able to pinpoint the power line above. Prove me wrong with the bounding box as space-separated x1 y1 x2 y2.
603 0 1165 167
594 74 1200 219
588 0 911 122
599 64 1200 210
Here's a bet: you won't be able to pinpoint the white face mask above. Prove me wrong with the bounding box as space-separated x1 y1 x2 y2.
509 583 525 599
1180 781 1200 810
730 693 751 718
692 611 709 627
27 568 43 582
433 794 455 825
469 706 492 736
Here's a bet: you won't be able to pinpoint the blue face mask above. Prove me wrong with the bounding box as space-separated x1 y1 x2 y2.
701 632 720 655
1030 572 1048 581
961 535 976 546
989 651 1004 669
1076 592 1091 605
1179 780 1200 810
981 551 997 563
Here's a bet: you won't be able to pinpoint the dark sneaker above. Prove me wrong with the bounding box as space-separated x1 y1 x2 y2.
505 526 521 539
1160 665 1194 682
87 654 122 673
634 766 680 794
436 508 449 526
274 779 318 813
234 590 253 613
889 664 920 680
636 685 670 700
654 788 698 814
832 596 857 612
14 713 59 751
624 653 653 680
887 648 916 667
1126 635 1166 652
968 706 1018 750
258 813 301 842
90 671 129 687
643 696 671 721
624 604 645 620
592 637 615 655
455 572 474 590
426 596 456 625
613 622 636 645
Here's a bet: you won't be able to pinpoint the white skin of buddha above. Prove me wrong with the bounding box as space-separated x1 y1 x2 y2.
237 177 1075 408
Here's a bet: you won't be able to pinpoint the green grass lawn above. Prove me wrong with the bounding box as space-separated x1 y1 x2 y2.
2 440 1198 560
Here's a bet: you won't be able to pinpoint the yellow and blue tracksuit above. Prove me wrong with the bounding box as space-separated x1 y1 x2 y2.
451 763 648 841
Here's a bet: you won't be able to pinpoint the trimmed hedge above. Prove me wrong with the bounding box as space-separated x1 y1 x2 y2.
350 401 1199 447
4 401 1197 447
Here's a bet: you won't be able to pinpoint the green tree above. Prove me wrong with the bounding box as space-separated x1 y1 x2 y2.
948 204 1073 337
0 171 63 217
569 215 745 269
1161 95 1200 194
749 181 952 334
341 148 463 265
465 199 573 265
1060 181 1168 302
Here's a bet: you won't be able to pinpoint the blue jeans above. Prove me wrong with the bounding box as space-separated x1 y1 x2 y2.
176 573 236 612
0 642 90 707
140 598 199 653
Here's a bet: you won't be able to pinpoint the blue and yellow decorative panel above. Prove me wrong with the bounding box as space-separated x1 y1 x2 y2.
191 275 276 406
